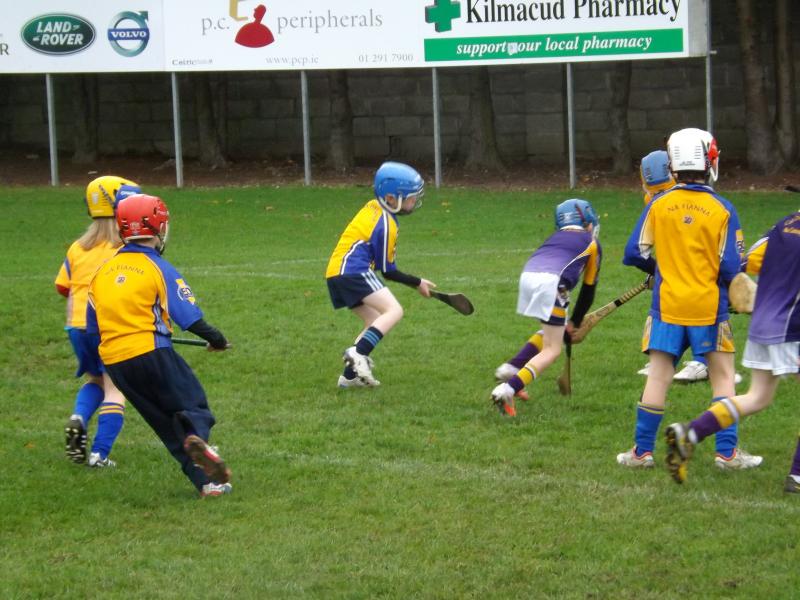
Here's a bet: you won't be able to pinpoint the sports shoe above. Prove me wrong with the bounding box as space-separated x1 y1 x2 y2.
714 448 763 470
616 447 655 469
201 482 232 498
87 452 116 468
734 372 743 385
491 382 516 417
637 362 650 376
784 475 800 494
494 362 519 382
673 360 709 382
65 416 87 464
337 375 370 388
184 434 231 484
343 346 380 386
664 423 694 483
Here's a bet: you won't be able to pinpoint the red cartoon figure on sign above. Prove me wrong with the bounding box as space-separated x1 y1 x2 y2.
235 4 274 48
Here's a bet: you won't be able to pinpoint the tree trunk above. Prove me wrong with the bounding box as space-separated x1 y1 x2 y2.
736 0 783 174
328 70 354 173
193 73 228 169
608 62 632 174
465 67 504 171
774 0 797 164
71 74 98 164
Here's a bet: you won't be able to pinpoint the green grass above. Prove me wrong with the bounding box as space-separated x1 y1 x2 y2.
1 184 799 598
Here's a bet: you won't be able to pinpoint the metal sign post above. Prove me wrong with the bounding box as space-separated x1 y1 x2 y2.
170 72 184 189
432 67 442 189
566 64 576 190
45 73 59 187
301 70 311 186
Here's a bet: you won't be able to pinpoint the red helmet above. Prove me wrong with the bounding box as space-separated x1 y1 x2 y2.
116 194 170 252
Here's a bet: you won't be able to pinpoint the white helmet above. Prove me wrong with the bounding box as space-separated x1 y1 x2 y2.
667 127 720 184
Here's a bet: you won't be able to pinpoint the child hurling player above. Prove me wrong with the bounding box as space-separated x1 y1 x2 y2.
57 175 141 468
325 162 436 387
635 151 742 385
491 199 602 417
617 128 761 471
665 210 800 489
87 194 233 497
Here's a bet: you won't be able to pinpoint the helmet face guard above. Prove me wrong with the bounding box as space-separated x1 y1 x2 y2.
84 175 140 218
116 194 170 253
374 161 424 215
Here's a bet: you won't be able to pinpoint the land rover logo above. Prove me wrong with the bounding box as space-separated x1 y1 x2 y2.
21 14 95 55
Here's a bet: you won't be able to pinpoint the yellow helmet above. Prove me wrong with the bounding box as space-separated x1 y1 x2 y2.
84 175 141 218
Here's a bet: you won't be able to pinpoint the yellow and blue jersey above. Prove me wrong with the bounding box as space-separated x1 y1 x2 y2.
522 228 602 290
87 244 204 365
55 241 118 329
624 183 744 326
325 200 399 278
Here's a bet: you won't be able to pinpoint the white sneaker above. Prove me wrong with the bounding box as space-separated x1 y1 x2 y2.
616 447 655 468
673 360 709 382
494 363 519 382
201 482 232 497
637 362 650 376
337 375 371 388
491 382 516 417
343 347 380 386
87 452 116 468
715 448 763 470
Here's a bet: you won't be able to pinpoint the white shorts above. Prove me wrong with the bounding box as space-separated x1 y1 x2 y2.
517 272 567 323
742 340 800 376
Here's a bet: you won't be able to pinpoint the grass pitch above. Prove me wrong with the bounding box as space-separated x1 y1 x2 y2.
1 183 799 598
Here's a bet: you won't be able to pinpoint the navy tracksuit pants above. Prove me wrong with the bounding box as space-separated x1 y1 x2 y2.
106 347 216 491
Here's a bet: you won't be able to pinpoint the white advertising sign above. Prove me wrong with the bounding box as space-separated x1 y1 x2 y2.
0 0 164 73
0 0 706 74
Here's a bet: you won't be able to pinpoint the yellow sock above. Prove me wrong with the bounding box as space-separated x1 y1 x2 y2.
709 397 742 429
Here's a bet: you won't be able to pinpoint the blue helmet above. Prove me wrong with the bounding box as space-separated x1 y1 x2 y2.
554 199 598 230
640 150 673 187
374 161 424 214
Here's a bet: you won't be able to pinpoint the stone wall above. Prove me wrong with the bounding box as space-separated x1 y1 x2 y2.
0 1 797 166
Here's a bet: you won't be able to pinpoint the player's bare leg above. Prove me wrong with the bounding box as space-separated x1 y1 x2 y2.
343 288 403 386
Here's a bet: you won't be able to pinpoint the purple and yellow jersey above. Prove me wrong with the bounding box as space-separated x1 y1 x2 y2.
55 241 118 329
86 244 204 365
325 199 398 278
522 228 602 291
624 183 744 326
746 212 800 344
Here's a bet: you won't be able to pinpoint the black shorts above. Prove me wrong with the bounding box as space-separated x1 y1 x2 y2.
327 272 385 309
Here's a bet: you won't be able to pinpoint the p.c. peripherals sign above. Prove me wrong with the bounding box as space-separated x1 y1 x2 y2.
0 0 706 73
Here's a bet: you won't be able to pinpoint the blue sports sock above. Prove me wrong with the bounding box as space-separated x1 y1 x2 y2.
91 402 124 458
692 354 708 366
634 402 665 454
355 326 383 356
72 382 104 427
710 395 738 457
